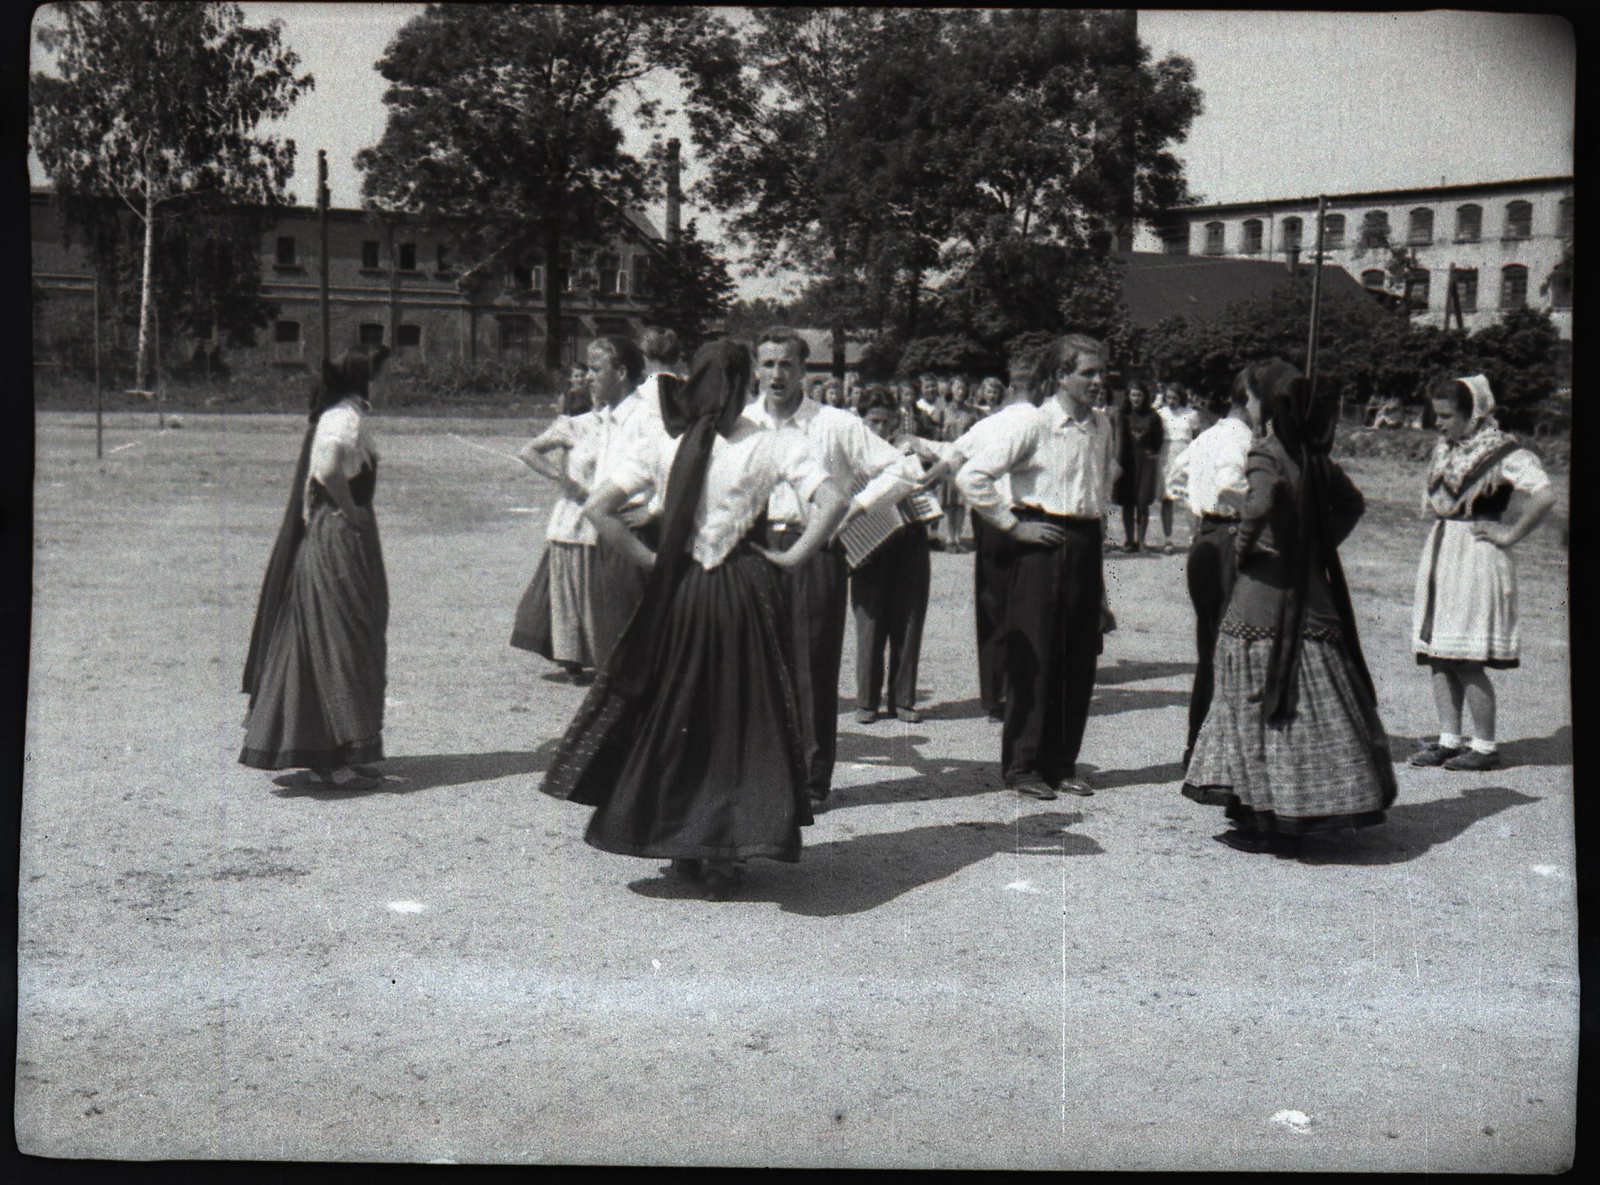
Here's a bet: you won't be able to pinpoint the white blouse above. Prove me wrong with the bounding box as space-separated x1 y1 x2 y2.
607 419 831 569
305 398 377 515
544 411 600 546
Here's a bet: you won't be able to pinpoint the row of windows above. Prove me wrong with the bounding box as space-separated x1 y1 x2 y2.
273 236 655 297
273 321 423 349
1197 196 1573 256
1351 264 1571 313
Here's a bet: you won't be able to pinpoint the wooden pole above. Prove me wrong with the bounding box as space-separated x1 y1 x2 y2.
93 275 102 460
318 150 331 367
1306 195 1328 418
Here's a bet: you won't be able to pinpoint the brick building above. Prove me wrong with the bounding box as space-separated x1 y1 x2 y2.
1135 176 1574 341
32 146 687 384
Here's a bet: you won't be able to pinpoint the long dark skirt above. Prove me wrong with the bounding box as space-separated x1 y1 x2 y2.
509 548 555 658
240 503 388 770
1182 630 1396 835
542 544 813 862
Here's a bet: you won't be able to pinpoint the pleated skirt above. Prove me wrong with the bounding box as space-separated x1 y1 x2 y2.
546 544 813 863
1411 518 1521 668
240 503 388 770
512 543 596 666
1182 630 1396 834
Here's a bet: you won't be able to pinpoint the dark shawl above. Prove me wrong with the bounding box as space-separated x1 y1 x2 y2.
242 350 387 701
1254 368 1376 722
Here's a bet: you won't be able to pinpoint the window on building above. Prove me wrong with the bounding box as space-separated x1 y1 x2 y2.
398 242 418 272
633 254 653 298
1500 264 1528 310
1322 213 1345 250
1557 195 1574 238
361 240 381 269
512 263 534 292
1360 210 1390 249
436 243 452 273
1549 266 1572 310
1280 217 1303 254
1203 221 1225 255
1360 269 1385 288
274 320 300 343
358 323 385 347
1455 204 1482 243
1239 219 1263 254
273 320 302 363
558 250 574 292
1161 229 1189 255
1408 208 1434 245
397 324 422 349
499 317 530 356
597 252 622 295
1504 200 1532 240
275 236 297 267
1452 269 1478 315
1407 268 1430 311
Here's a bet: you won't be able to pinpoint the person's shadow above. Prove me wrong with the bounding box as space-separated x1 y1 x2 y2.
627 810 1104 916
270 741 560 799
1296 785 1542 866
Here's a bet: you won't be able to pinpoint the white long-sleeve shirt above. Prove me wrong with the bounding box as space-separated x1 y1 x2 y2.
1165 415 1253 517
954 398 1117 532
741 396 919 525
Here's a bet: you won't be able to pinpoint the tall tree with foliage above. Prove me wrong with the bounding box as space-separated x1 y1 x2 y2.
357 4 719 371
31 2 312 388
644 220 735 354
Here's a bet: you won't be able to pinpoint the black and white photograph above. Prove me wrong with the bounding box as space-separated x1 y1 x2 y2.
19 4 1577 1170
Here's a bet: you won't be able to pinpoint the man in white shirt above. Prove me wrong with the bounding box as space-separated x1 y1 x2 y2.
744 328 921 809
955 333 1117 800
1155 383 1203 554
587 335 669 664
1164 367 1261 769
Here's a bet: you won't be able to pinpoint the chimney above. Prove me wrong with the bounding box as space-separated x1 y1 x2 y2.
665 138 682 245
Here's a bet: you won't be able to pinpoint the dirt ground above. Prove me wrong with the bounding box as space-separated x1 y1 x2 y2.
17 409 1575 1169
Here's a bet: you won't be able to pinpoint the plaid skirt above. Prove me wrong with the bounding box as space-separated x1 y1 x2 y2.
1182 627 1397 834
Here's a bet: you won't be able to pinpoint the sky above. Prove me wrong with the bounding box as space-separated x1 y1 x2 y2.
29 6 1575 301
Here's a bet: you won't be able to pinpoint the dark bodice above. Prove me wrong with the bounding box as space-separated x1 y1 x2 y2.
310 460 379 508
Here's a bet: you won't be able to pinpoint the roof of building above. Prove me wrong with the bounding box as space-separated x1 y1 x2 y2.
790 328 868 368
1117 251 1370 327
1156 175 1574 222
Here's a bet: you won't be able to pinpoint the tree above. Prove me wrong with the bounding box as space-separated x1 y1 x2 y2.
644 220 735 354
357 4 719 371
31 2 312 388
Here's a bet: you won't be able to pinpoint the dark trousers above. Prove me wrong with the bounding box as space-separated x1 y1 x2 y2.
971 514 1011 716
1001 513 1104 786
850 526 931 711
1185 515 1240 754
767 525 849 798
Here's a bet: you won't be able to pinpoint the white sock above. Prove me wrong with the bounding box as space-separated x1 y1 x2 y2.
1468 737 1498 754
1438 731 1463 749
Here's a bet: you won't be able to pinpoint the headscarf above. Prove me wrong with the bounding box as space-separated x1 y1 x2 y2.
604 340 752 701
242 349 387 700
1248 360 1376 722
1426 374 1517 512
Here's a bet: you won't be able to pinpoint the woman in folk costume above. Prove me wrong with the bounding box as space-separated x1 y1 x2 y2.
1409 374 1555 772
541 341 850 901
241 350 391 790
1182 360 1396 856
510 374 599 679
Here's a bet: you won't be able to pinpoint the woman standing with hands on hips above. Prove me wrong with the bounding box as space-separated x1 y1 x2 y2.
540 341 850 901
1409 374 1555 771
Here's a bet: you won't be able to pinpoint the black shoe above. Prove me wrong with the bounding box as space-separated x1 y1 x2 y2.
1011 781 1058 801
1409 740 1464 767
1214 829 1276 854
702 862 743 901
1443 747 1503 772
659 859 703 882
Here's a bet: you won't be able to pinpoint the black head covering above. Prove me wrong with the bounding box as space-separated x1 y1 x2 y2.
242 348 388 699
1251 360 1375 721
605 340 752 701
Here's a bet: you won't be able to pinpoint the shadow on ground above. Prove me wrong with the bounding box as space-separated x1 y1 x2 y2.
271 742 559 799
1294 785 1542 866
627 810 1103 916
1385 724 1572 769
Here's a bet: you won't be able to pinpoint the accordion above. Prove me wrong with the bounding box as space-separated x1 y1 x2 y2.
838 490 943 570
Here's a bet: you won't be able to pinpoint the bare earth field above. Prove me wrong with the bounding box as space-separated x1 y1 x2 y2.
17 410 1575 1169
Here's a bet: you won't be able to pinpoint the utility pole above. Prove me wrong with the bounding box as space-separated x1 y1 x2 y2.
1306 195 1328 417
318 149 331 367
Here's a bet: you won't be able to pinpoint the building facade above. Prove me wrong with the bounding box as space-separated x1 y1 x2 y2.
1134 176 1574 339
31 191 673 383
